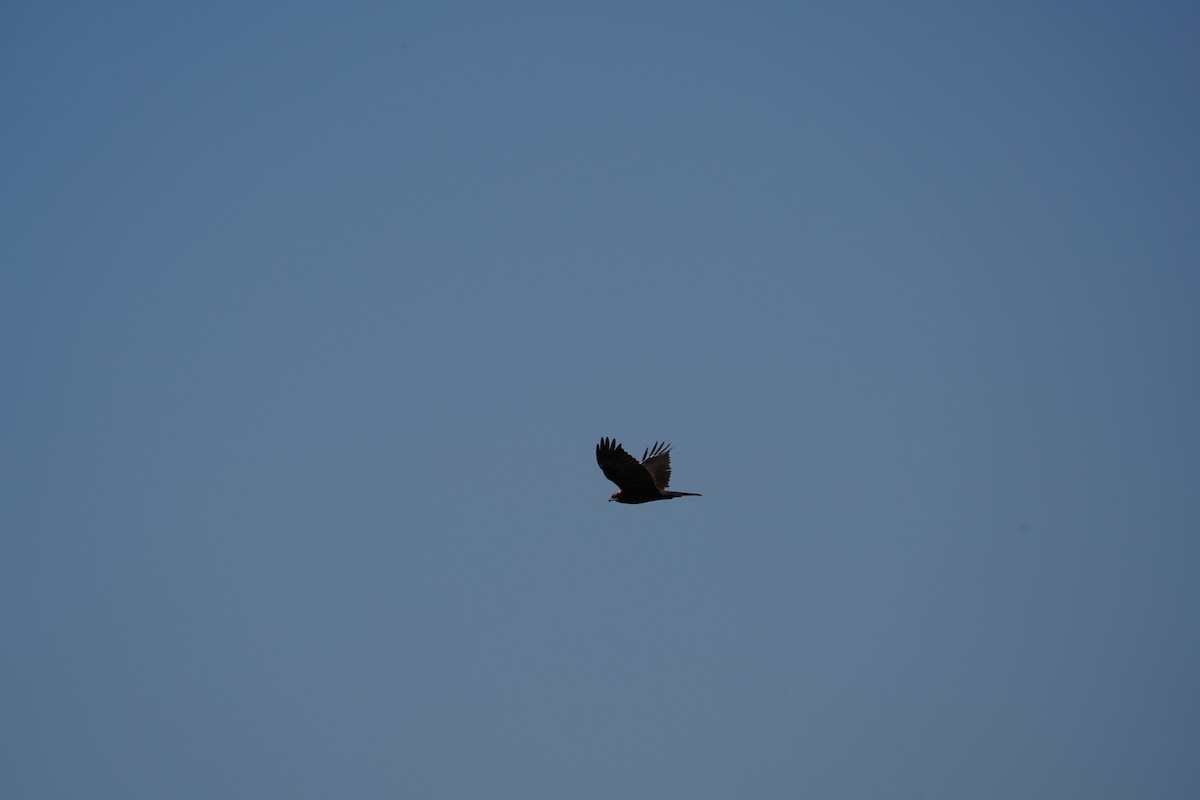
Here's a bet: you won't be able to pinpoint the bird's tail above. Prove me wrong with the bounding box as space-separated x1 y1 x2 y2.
665 491 701 498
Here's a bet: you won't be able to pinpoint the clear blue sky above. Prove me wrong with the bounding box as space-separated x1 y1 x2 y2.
3 2 1199 797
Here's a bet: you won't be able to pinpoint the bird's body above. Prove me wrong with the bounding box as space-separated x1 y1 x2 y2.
596 437 702 504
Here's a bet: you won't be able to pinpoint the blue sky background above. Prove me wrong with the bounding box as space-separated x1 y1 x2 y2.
3 2 1199 797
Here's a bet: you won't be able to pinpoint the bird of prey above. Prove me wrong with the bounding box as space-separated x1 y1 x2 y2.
596 437 702 504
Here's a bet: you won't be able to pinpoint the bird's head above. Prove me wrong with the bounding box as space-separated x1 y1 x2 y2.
609 492 620 502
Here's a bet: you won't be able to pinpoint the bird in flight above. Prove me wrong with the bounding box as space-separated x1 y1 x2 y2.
596 437 702 504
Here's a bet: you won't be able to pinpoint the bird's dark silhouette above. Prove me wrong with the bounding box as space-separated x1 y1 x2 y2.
596 437 702 504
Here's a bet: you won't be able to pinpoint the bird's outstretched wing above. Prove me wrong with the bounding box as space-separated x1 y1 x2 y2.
596 437 659 494
640 442 673 490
